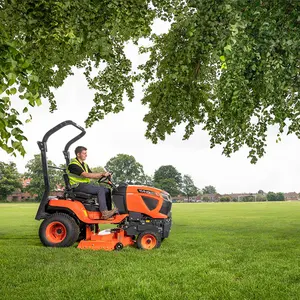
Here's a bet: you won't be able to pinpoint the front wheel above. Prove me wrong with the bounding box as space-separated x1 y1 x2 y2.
39 213 79 247
136 231 161 250
115 242 123 251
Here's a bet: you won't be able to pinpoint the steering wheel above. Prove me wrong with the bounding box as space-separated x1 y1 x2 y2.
97 172 118 189
98 175 111 183
97 172 113 184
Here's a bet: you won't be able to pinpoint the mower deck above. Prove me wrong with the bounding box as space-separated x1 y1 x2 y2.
78 227 134 251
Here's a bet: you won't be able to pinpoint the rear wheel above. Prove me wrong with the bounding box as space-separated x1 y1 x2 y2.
39 213 79 247
137 231 161 250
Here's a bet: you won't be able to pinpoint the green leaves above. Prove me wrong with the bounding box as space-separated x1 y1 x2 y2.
202 185 217 194
153 165 182 196
24 154 64 200
0 0 164 156
1 0 300 163
138 0 300 163
105 154 147 184
0 38 41 156
0 161 22 200
7 73 16 86
182 174 198 199
9 87 17 95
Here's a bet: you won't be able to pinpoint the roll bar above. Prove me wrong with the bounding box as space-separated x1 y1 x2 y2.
35 120 86 220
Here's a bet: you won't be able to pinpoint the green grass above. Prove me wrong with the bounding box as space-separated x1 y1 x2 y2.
1 202 300 300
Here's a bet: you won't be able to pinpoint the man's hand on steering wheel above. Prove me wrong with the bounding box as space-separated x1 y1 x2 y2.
103 172 111 178
97 171 117 189
98 172 112 183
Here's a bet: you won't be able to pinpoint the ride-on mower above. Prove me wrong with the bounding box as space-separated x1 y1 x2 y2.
35 120 172 250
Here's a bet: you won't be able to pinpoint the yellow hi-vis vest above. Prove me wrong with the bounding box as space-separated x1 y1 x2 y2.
67 158 90 187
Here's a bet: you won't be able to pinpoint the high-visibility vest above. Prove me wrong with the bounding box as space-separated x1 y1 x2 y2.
67 158 90 187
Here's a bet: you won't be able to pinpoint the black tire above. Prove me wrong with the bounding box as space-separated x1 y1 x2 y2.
136 231 161 250
114 242 123 251
39 213 79 247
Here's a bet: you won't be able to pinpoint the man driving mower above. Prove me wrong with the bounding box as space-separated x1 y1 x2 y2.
67 146 118 219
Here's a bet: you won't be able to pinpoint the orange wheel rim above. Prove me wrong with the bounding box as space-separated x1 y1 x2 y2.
141 234 157 250
46 222 67 243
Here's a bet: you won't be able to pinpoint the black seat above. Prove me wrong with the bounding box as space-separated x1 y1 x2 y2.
61 173 112 212
63 173 72 190
62 173 97 203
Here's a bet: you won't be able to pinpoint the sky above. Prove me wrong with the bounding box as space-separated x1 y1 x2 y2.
1 20 300 195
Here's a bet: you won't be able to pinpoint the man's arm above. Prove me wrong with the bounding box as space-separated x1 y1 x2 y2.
68 164 110 179
81 171 111 179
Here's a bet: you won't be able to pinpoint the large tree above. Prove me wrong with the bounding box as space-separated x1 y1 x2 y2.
153 165 182 196
182 174 198 201
154 178 180 197
139 1 300 163
0 161 22 200
267 192 285 201
24 154 62 200
105 154 146 184
1 1 300 163
202 185 217 195
153 165 182 185
0 0 166 155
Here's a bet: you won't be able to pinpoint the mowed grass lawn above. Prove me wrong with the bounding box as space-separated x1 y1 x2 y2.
1 202 300 300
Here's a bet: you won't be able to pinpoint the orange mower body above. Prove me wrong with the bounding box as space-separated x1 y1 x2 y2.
36 121 172 251
38 184 172 251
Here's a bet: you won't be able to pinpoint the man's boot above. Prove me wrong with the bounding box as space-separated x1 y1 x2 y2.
111 207 119 215
100 209 116 220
